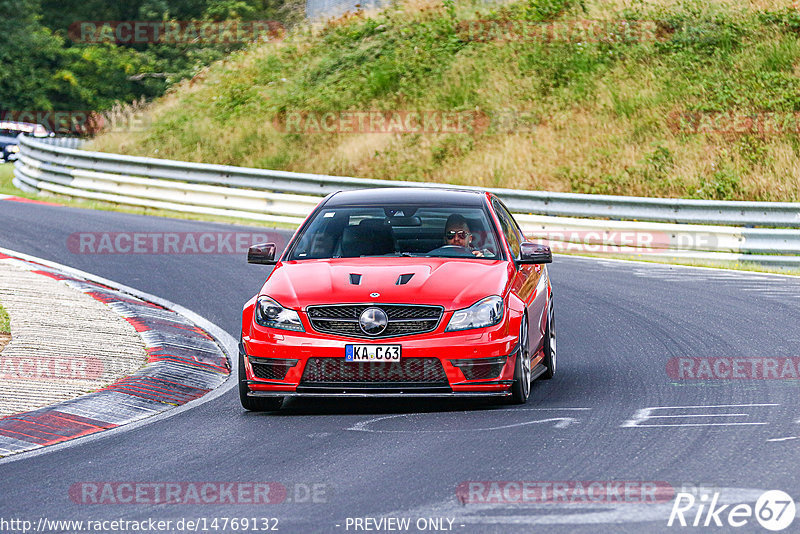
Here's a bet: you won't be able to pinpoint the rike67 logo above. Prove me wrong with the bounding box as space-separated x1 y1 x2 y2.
668 490 796 531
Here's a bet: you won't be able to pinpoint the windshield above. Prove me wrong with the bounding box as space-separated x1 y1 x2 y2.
0 123 49 138
287 205 503 261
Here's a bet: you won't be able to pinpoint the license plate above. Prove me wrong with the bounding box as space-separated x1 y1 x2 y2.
345 344 401 362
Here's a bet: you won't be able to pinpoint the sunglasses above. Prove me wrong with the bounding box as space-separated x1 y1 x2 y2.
445 230 471 240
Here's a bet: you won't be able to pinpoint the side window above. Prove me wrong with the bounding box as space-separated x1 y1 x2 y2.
505 204 526 246
493 201 522 259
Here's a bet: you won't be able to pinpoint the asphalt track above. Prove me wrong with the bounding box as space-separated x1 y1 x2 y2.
1 200 800 533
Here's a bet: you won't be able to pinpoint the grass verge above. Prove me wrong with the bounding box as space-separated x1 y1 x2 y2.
88 0 800 201
0 302 9 334
557 251 800 277
0 302 10 354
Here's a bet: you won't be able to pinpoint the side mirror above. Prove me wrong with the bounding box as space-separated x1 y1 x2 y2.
248 243 277 265
518 243 552 264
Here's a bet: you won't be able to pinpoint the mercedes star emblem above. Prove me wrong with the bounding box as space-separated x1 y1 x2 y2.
359 307 388 336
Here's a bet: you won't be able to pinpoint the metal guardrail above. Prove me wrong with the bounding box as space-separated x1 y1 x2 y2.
12 135 800 268
16 135 800 227
45 137 86 149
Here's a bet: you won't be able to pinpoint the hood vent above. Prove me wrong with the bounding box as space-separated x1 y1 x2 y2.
395 273 414 285
349 273 362 285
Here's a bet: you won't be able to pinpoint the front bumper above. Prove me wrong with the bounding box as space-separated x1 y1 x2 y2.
241 325 522 397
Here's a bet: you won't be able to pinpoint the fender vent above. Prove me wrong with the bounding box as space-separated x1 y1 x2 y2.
349 273 362 285
451 356 508 380
395 273 414 285
249 357 298 380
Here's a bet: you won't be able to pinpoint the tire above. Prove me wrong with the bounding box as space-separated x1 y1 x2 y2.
540 297 556 380
238 349 283 411
508 314 531 404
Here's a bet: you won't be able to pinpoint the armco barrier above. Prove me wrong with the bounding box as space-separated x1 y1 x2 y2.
12 135 800 268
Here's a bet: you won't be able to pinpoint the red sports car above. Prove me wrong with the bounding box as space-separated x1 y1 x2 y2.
239 188 555 411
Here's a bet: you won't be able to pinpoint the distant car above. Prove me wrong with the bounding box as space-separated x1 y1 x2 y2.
0 121 52 162
239 188 556 411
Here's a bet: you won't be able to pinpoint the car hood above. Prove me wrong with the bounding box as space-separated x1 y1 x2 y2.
260 258 513 311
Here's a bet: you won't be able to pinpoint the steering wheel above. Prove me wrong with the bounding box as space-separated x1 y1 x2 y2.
427 245 476 258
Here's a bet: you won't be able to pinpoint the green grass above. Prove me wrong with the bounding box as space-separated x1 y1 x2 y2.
0 302 9 334
0 164 19 196
87 0 800 201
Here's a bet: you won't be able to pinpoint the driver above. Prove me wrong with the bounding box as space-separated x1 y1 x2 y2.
444 214 484 257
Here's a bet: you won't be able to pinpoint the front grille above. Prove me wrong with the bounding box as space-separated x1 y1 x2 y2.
250 357 297 380
306 304 443 339
300 357 448 384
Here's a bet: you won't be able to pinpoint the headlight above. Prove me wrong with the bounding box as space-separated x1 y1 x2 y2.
8 145 19 153
255 296 304 332
445 296 504 332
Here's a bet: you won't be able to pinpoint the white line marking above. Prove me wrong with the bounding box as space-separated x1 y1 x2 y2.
520 408 591 412
628 423 769 427
645 413 751 418
563 254 800 280
638 403 779 409
767 437 798 442
621 404 779 428
379 488 771 526
348 412 583 432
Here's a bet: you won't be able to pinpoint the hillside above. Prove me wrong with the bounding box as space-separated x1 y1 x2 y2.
89 0 800 201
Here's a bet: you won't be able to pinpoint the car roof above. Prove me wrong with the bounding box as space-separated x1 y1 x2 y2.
0 121 44 131
324 187 489 207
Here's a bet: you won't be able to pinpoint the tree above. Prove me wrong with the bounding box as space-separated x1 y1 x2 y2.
0 0 66 110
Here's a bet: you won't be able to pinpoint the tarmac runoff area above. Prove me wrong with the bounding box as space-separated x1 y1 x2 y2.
0 252 231 458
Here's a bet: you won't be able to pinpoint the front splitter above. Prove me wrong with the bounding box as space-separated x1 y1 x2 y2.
248 391 511 398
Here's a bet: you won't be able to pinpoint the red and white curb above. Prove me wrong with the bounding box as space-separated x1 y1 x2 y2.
0 194 61 205
0 249 233 459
